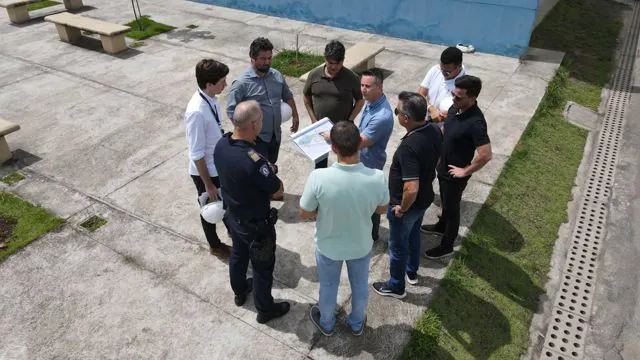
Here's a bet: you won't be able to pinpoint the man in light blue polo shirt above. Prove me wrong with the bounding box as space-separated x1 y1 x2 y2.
300 121 388 337
358 69 394 241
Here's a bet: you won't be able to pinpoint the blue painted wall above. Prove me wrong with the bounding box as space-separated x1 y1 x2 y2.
192 0 538 57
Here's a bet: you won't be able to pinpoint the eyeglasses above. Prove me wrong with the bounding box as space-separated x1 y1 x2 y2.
394 108 402 116
441 65 458 76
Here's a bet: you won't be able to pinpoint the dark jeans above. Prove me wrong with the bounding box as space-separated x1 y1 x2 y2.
371 213 380 241
192 175 227 248
226 213 277 314
387 206 427 292
255 133 280 164
437 176 469 250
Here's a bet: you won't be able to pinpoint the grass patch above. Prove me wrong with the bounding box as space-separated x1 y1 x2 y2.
530 0 625 110
26 0 60 11
1 172 25 186
272 50 324 77
125 16 176 40
402 0 623 358
186 24 199 29
80 215 107 232
130 41 146 48
0 192 64 262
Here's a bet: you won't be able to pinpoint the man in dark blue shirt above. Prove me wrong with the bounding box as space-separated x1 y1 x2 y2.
214 100 290 324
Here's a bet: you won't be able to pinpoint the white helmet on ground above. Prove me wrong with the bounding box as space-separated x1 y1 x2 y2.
201 201 225 224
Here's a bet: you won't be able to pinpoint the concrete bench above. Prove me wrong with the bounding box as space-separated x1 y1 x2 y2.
0 118 20 164
300 42 385 81
0 0 83 24
44 12 131 54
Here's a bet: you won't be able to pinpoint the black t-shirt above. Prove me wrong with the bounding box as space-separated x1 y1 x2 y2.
388 123 442 209
437 103 490 181
213 133 281 220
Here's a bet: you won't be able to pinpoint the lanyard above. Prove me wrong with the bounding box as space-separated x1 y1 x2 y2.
198 91 224 135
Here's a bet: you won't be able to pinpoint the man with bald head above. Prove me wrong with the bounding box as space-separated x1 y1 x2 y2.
214 100 290 324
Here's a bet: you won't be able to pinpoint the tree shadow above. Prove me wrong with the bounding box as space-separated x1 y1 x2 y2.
302 282 510 360
272 243 317 289
165 28 216 43
274 193 307 224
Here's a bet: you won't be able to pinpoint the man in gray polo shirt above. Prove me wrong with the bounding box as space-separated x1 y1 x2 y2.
303 40 364 169
227 37 300 170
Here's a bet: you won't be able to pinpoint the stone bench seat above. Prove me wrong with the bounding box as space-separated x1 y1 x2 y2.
0 0 83 24
0 118 21 164
44 12 131 54
300 42 386 81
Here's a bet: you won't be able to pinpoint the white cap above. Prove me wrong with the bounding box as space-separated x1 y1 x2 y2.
281 101 293 122
201 201 225 224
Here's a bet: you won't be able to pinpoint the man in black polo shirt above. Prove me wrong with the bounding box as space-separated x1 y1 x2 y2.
422 75 492 259
372 91 442 299
303 40 364 169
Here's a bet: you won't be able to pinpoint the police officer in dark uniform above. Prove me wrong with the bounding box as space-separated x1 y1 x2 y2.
214 100 290 324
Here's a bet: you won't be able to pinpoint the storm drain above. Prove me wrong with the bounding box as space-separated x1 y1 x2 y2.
539 2 640 359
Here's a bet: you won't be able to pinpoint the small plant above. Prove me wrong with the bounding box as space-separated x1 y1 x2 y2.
1 172 25 186
272 37 324 77
186 24 199 29
80 215 107 232
130 41 146 48
125 16 176 40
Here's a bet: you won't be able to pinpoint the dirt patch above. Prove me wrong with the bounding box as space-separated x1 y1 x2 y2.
0 215 17 248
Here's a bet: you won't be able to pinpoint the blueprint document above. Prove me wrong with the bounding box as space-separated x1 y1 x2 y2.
291 117 333 162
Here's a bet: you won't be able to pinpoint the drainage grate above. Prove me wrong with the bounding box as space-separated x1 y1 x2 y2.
539 2 640 359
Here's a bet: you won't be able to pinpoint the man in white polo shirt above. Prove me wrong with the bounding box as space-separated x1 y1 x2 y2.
419 47 466 124
300 121 388 337
184 58 231 258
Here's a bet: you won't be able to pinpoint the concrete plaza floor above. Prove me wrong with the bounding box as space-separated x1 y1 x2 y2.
0 0 561 358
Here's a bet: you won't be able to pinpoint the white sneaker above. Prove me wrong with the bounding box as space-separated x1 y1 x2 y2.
456 43 475 53
406 273 419 285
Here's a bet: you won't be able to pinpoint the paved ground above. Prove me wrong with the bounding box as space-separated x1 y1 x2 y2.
581 26 640 360
0 0 560 358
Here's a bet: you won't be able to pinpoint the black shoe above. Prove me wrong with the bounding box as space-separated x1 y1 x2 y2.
424 246 454 259
406 272 419 285
256 301 291 324
209 243 231 258
347 315 367 336
420 222 445 235
234 278 253 307
309 304 335 336
372 282 406 299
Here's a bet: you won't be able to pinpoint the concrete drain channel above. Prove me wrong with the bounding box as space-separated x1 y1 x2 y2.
539 2 640 360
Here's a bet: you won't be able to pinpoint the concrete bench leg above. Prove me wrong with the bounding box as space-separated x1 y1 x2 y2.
63 0 84 10
100 34 127 54
0 137 13 164
55 24 81 43
6 5 30 24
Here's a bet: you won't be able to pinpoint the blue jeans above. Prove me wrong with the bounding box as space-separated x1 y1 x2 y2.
387 206 427 292
316 250 372 332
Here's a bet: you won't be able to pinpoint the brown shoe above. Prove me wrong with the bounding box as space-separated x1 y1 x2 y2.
210 244 231 258
271 193 284 201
